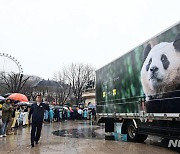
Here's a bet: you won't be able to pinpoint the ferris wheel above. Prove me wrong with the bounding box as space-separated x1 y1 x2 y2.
0 53 23 74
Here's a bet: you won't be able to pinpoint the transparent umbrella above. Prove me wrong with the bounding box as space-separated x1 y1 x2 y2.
0 96 5 101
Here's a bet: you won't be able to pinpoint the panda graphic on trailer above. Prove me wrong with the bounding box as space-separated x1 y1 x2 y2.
141 33 180 100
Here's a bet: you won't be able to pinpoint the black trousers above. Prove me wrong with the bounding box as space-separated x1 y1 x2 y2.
31 121 42 144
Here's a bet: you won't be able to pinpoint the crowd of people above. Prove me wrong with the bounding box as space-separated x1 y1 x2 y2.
0 97 96 139
44 105 96 122
0 99 30 137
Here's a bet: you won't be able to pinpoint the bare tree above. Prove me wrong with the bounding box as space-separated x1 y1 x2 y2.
64 63 95 104
53 71 72 105
0 72 30 94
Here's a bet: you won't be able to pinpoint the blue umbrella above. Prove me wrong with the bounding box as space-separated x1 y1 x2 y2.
88 103 96 109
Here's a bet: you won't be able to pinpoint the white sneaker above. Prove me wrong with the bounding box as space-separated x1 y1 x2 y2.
0 135 3 138
3 134 7 137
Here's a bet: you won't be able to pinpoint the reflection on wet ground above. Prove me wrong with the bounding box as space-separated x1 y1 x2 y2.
0 120 178 154
53 120 105 140
52 127 104 139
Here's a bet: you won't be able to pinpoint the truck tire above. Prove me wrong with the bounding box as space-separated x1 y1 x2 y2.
127 121 147 142
127 121 138 141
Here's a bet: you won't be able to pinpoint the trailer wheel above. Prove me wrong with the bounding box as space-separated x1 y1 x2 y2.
127 121 137 141
127 121 147 142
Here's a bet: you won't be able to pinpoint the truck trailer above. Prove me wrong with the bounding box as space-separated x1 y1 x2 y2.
96 21 180 143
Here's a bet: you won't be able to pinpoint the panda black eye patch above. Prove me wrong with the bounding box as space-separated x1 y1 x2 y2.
161 54 169 70
146 58 152 71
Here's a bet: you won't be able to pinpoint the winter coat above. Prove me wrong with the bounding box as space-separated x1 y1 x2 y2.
2 103 13 122
28 102 49 123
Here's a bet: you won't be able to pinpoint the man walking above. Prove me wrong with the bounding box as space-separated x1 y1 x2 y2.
28 95 49 147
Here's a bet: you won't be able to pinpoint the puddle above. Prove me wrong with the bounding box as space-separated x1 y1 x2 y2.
52 127 105 140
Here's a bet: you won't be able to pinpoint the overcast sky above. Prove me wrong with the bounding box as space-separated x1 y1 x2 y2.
0 0 180 79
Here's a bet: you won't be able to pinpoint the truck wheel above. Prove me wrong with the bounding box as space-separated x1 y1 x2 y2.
127 121 147 142
127 121 138 141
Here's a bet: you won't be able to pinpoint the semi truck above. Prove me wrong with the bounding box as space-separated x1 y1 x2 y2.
96 21 180 143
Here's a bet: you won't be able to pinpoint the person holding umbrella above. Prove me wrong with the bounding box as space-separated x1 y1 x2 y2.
28 94 49 147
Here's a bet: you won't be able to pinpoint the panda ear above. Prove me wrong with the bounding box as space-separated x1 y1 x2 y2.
173 33 180 52
143 44 151 61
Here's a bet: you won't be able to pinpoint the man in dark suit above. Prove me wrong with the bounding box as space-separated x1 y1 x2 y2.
28 94 49 147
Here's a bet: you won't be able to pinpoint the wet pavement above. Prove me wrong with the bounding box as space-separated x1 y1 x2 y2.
0 120 179 154
52 121 104 140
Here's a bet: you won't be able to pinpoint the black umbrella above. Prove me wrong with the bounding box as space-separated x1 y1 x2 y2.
53 105 63 109
3 93 12 98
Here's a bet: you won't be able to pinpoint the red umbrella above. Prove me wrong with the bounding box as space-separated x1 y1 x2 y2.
8 93 28 102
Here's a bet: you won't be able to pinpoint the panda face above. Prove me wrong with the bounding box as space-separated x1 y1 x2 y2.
146 54 170 72
145 47 171 87
141 42 180 95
